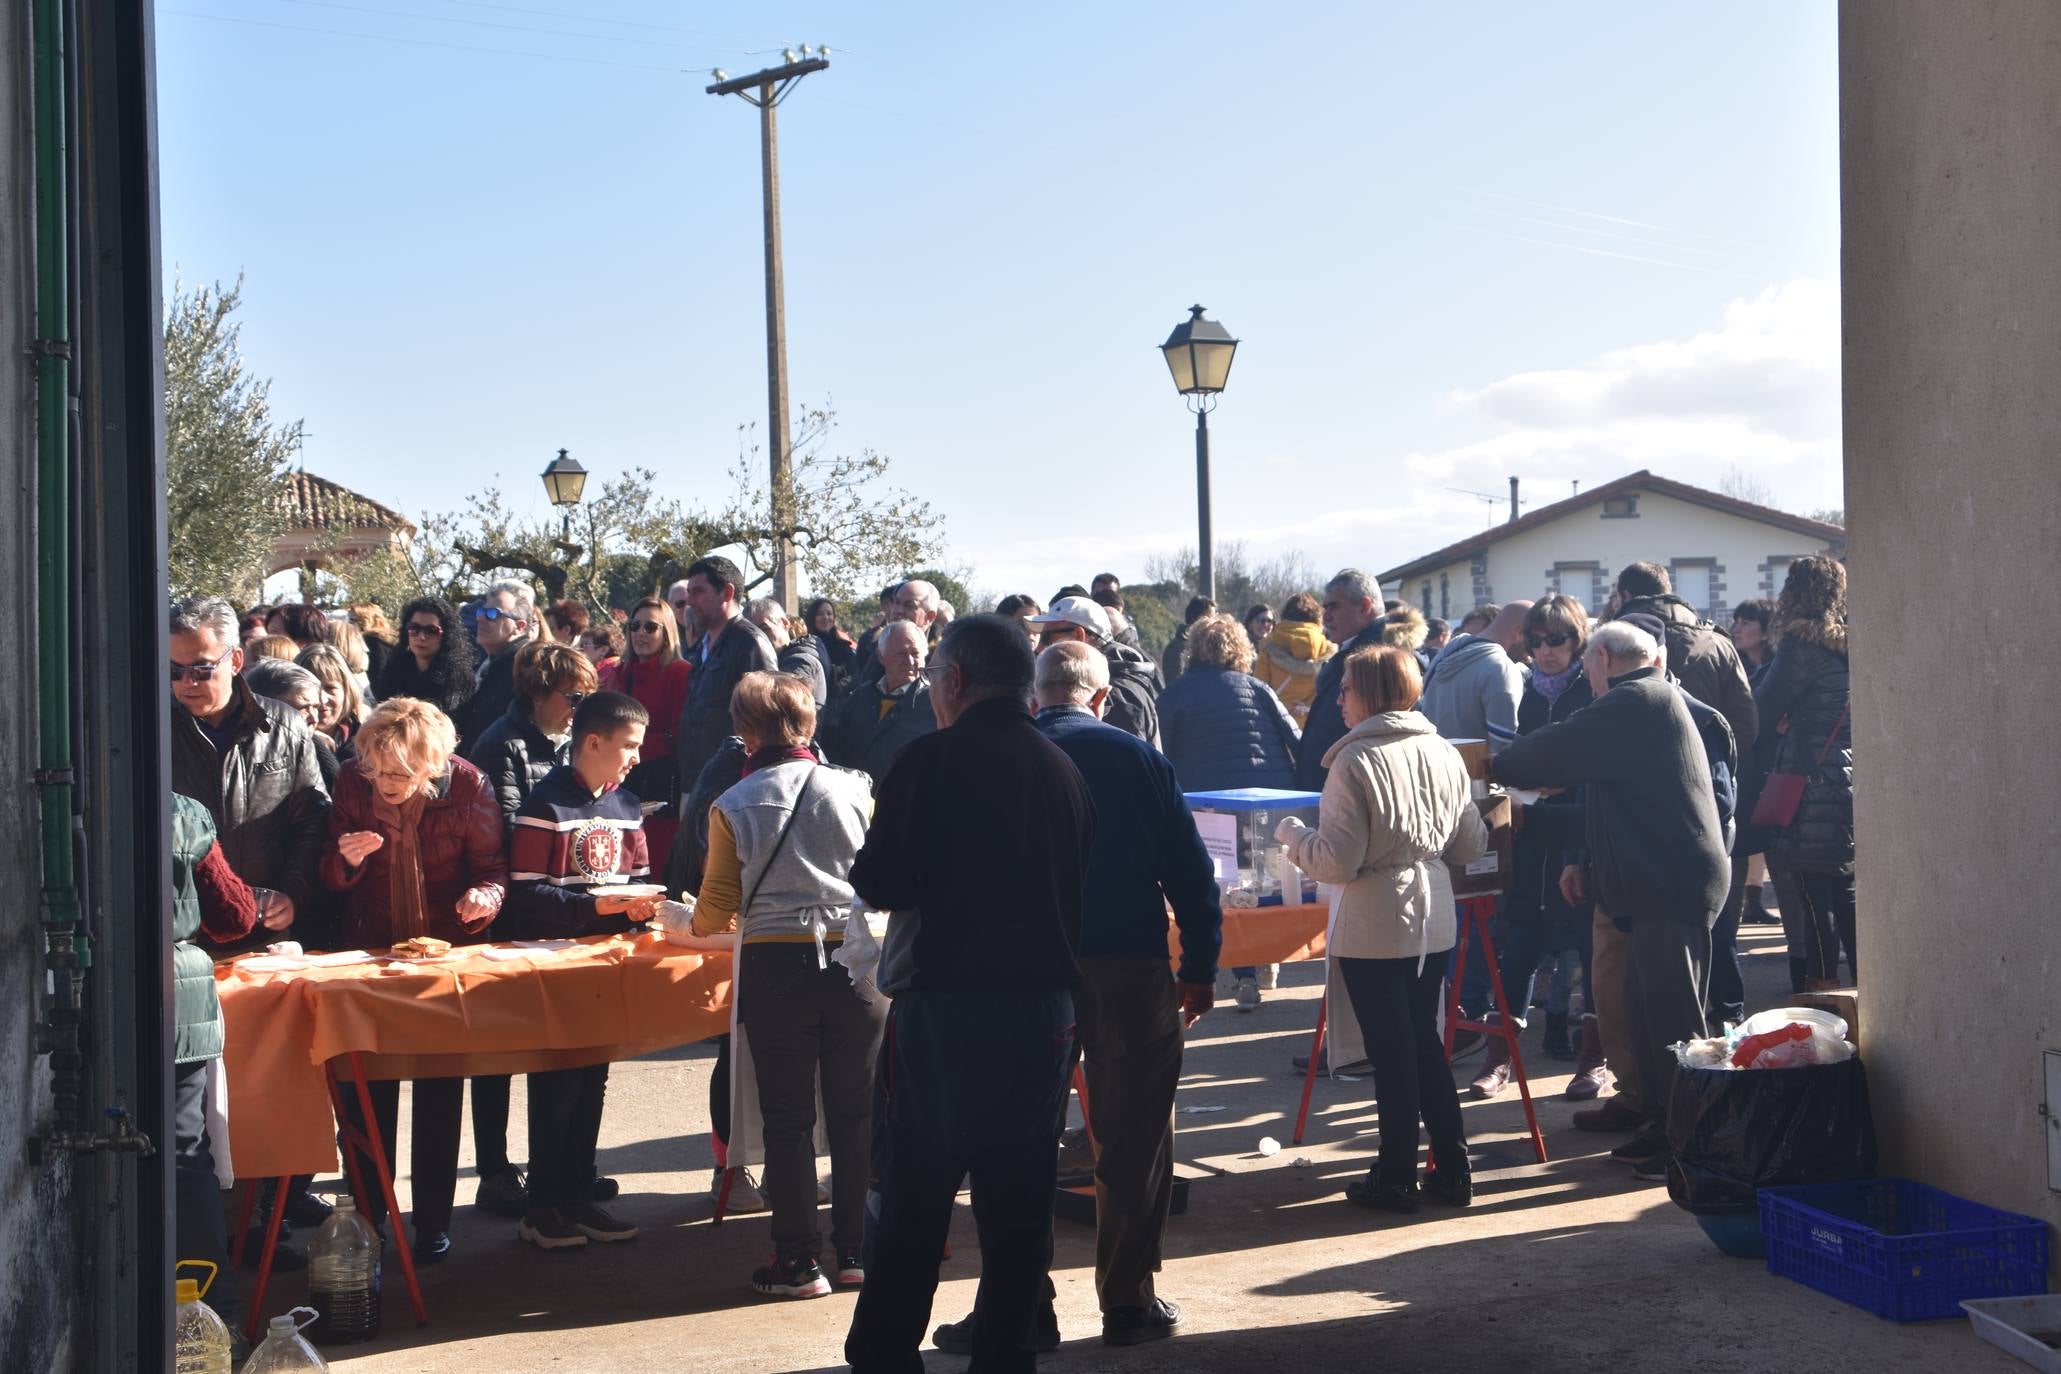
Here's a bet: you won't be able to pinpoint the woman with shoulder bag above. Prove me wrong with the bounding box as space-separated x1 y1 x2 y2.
687 671 880 1298
1751 556 1854 990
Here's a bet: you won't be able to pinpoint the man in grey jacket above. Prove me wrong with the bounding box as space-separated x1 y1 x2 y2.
1490 621 1729 1178
1419 600 1531 755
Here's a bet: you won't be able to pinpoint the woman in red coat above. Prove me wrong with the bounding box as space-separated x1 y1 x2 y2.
601 595 692 862
321 696 506 1263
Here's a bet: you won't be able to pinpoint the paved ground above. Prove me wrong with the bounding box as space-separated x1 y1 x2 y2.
296 924 2015 1374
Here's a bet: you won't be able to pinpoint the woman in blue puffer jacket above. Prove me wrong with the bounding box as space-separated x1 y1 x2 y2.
1159 612 1302 790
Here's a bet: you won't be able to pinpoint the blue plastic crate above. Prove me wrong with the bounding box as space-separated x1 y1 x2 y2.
1759 1179 2050 1321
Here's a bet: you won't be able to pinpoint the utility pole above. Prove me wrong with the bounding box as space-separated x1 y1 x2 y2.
708 50 829 610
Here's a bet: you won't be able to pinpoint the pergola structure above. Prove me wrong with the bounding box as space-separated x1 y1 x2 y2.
268 470 414 599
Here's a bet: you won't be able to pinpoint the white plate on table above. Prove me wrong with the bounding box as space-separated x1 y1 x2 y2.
588 883 667 899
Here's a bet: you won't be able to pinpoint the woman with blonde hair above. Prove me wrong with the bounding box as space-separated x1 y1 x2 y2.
1277 645 1487 1214
296 642 366 758
319 617 375 702
320 697 507 1261
350 602 399 685
246 633 299 663
601 595 692 860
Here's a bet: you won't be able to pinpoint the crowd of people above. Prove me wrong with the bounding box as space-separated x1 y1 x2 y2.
164 549 1853 1367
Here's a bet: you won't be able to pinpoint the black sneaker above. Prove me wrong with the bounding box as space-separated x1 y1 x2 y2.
1103 1297 1181 1347
517 1207 588 1250
1608 1130 1670 1164
476 1166 529 1219
565 1201 638 1243
833 1247 864 1288
1628 1154 1671 1184
1423 1168 1473 1208
1345 1178 1421 1214
934 1306 1061 1356
752 1255 831 1299
591 1172 620 1202
283 1188 334 1228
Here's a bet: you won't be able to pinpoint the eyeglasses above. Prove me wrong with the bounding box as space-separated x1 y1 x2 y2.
669 599 690 611
476 607 519 623
406 623 443 639
169 651 232 684
920 663 945 681
562 691 588 709
1526 632 1576 650
629 620 664 635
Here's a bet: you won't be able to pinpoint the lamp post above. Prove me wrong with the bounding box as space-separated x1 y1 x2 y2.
540 447 587 542
1159 304 1239 600
708 50 830 610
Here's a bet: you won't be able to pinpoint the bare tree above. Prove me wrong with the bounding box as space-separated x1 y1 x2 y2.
1718 465 1779 509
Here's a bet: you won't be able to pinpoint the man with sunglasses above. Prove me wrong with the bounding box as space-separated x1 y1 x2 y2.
460 581 539 756
168 595 331 946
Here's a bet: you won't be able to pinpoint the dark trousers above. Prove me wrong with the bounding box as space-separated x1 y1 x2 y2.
1709 862 1748 1026
470 1074 513 1176
526 1063 609 1212
738 943 888 1262
846 989 1074 1374
711 1034 731 1154
1073 956 1182 1313
1337 955 1468 1186
1492 914 1594 1028
1619 919 1711 1132
1792 869 1857 984
339 1078 464 1235
175 1061 244 1322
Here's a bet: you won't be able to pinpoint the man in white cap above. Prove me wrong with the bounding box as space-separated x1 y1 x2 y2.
1027 597 1161 747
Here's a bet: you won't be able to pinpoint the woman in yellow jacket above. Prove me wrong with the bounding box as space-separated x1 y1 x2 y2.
1254 592 1335 724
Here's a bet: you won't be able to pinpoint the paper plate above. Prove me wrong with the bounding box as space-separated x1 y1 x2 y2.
588 883 666 898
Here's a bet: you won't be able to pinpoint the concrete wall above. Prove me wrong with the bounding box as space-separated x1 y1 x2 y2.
1384 489 1838 621
1842 1 2061 1230
0 4 83 1369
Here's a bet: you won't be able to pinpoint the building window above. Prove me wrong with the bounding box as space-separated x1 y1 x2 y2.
1421 579 1433 615
1439 572 1449 619
1671 560 1716 617
1553 561 1606 616
1765 556 1796 595
1602 495 1639 519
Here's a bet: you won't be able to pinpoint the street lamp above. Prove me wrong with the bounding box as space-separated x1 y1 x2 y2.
540 447 587 541
1160 304 1239 599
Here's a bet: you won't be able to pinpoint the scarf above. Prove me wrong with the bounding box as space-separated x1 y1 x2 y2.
743 744 815 777
371 784 432 941
1532 659 1583 706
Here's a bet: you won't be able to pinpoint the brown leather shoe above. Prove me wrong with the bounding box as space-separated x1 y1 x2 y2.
1565 1014 1609 1101
1469 1035 1513 1099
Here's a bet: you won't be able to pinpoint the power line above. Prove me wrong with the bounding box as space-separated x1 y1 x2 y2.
160 8 699 73
250 0 741 54
425 0 770 45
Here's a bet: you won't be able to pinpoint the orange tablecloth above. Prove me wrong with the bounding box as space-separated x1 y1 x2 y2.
218 933 733 1179
221 901 1330 1180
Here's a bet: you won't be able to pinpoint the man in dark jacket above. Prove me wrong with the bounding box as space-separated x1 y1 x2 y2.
1614 563 1759 754
1160 596 1214 681
1032 642 1217 1347
844 616 1095 1374
822 621 936 784
1490 619 1729 1174
461 580 540 755
170 595 330 944
1296 569 1388 791
674 554 778 799
1028 596 1161 746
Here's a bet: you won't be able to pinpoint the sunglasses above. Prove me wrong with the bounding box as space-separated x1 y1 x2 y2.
629 620 664 635
168 651 233 684
476 606 521 623
406 623 443 639
562 691 588 709
1526 632 1576 650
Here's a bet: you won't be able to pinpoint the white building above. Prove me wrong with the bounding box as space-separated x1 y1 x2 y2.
1379 470 1847 623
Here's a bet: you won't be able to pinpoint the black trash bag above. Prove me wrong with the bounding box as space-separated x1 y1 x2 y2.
1665 1057 1878 1215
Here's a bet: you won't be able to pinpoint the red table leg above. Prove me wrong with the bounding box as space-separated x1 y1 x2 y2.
1291 995 1329 1147
1072 1063 1097 1156
1440 897 1549 1166
242 1175 291 1344
1473 901 1550 1164
330 1052 430 1326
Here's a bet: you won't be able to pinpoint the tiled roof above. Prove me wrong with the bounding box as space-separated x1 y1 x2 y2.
279 471 413 534
1378 470 1847 583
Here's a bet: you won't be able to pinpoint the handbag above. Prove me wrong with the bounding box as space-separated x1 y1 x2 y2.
1749 701 1849 829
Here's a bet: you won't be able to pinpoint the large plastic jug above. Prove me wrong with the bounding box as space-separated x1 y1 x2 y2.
305 1195 381 1344
174 1261 234 1374
239 1306 329 1372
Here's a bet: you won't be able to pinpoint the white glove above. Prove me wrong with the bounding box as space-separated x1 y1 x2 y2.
1273 816 1308 845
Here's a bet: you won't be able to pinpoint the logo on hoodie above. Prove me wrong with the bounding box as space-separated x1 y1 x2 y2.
570 820 626 880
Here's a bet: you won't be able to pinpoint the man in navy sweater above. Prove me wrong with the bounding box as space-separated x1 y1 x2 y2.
504 691 660 1249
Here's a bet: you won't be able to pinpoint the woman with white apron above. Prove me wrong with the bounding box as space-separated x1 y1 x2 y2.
1276 644 1487 1215
687 671 882 1299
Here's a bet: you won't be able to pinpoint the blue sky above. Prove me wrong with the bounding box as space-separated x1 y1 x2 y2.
157 1 1841 597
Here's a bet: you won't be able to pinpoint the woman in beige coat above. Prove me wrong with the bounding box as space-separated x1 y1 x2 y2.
1276 645 1487 1214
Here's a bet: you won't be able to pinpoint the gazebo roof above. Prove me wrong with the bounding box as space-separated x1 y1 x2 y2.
279 471 414 535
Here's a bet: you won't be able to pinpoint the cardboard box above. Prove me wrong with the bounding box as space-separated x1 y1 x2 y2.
1791 988 1861 1053
1447 793 1512 897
